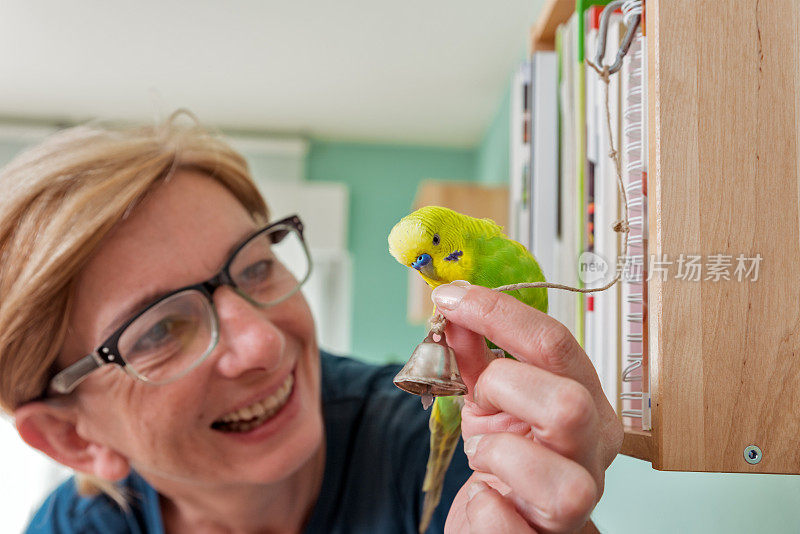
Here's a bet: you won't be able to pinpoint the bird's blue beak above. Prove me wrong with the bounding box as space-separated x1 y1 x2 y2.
411 253 432 271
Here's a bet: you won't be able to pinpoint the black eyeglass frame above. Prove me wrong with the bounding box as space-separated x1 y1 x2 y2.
47 214 311 396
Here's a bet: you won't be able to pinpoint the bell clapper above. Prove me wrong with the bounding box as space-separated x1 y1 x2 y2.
421 391 434 410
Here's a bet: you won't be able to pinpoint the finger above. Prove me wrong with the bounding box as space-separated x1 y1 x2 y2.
465 432 598 533
465 480 539 534
432 284 604 401
440 319 496 401
472 358 600 465
444 474 506 533
460 398 531 437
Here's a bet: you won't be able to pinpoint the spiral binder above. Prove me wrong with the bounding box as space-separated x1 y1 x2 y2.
619 25 650 430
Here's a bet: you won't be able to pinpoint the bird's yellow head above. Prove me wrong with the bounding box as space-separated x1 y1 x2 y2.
387 206 474 287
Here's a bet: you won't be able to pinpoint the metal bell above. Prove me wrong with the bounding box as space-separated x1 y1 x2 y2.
393 329 468 398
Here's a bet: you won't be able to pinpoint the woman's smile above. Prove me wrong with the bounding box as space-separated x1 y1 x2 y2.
212 367 296 433
210 365 304 444
212 371 295 432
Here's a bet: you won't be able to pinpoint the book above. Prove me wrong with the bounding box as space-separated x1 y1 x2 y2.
553 14 580 339
583 5 601 382
529 51 560 322
518 1 647 419
510 62 532 251
586 6 623 410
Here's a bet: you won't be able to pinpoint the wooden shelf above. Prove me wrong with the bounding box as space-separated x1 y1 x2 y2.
646 0 800 474
528 0 800 473
621 427 652 463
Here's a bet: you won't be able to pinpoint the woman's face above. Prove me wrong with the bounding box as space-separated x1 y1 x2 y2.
58 169 324 487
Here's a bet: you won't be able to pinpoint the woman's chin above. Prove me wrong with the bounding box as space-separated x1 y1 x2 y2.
216 366 324 484
231 412 324 485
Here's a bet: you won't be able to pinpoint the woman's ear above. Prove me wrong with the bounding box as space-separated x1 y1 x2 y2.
14 401 130 482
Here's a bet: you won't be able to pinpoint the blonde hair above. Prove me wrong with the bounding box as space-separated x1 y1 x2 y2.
0 111 268 502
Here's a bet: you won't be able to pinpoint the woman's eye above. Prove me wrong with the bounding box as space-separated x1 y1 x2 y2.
432 234 440 246
132 319 178 352
239 259 273 284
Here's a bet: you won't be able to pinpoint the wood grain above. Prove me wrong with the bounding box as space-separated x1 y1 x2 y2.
648 0 800 473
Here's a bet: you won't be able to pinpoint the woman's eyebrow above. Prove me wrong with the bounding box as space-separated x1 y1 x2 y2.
99 228 257 341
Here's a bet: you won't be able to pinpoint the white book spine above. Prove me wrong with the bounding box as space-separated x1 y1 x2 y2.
530 51 558 315
584 15 598 374
556 15 579 339
591 13 622 411
510 62 532 250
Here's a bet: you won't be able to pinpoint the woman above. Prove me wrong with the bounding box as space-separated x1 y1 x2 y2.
0 114 623 533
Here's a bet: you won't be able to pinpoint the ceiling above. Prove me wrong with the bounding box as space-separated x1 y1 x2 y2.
0 1 545 148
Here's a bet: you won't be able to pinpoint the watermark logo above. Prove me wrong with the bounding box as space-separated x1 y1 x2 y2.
578 251 613 285
575 253 763 285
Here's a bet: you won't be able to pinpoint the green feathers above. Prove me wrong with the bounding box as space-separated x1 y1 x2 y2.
470 235 548 314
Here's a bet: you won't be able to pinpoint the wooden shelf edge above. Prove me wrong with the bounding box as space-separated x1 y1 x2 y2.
529 0 575 54
620 428 653 463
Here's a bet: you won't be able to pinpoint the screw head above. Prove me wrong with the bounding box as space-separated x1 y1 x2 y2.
744 445 762 465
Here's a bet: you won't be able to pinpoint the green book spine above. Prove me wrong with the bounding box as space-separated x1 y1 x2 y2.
577 0 614 61
575 0 613 348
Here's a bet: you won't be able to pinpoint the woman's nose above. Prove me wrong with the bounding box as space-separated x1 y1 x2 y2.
211 286 285 378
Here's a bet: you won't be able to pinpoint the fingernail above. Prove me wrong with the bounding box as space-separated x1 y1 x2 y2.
466 480 488 500
471 383 481 404
464 434 484 456
432 281 470 310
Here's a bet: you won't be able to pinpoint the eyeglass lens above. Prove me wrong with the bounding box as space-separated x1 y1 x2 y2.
229 226 309 306
116 225 309 383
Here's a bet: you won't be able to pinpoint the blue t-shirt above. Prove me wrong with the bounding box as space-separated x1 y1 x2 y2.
25 352 472 533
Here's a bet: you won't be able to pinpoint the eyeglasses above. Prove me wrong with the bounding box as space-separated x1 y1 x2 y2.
47 215 312 396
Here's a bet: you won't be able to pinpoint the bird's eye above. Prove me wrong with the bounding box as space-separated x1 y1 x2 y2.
432 234 440 246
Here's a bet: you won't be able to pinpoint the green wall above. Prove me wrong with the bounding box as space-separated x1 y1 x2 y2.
308 79 800 533
594 455 800 533
307 141 475 365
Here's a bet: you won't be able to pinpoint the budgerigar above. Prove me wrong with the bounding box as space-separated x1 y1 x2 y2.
387 205 547 532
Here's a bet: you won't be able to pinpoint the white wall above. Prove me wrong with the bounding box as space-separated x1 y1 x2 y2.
252 179 352 356
0 418 70 533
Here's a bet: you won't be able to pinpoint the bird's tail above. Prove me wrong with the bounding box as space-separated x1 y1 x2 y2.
419 395 464 533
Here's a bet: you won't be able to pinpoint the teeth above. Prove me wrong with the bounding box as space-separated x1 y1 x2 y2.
214 374 295 431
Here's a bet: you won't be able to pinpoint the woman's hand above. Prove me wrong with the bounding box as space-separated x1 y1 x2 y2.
432 282 624 533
